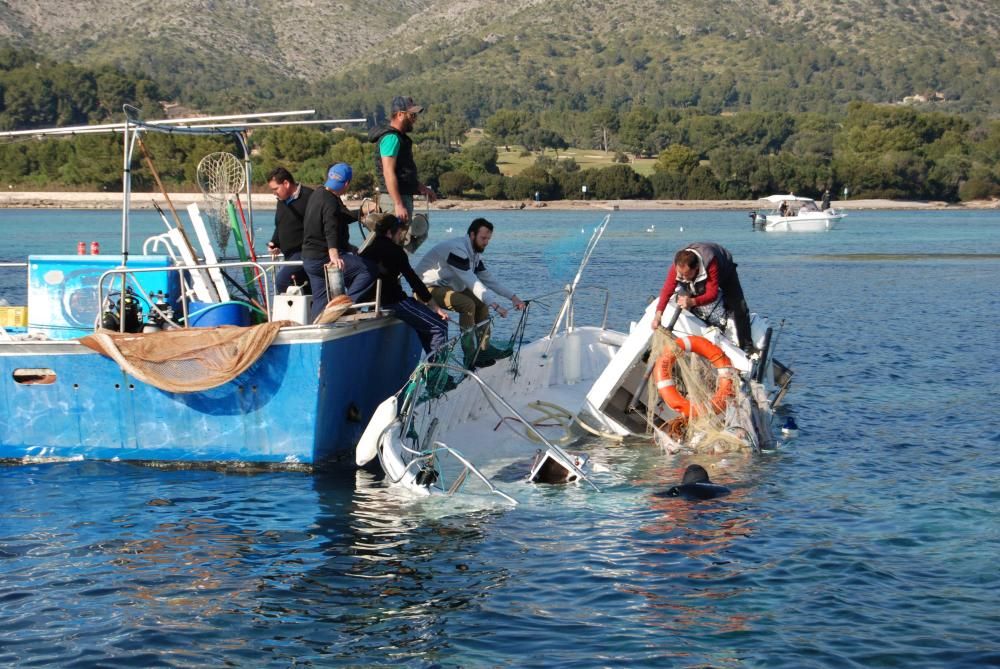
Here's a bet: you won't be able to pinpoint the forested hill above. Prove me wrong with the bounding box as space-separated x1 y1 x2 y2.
1 0 998 120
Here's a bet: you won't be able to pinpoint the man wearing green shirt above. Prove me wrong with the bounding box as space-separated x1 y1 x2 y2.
368 95 437 225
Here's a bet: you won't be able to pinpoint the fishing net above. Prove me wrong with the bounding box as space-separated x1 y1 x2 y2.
79 321 291 393
196 152 245 255
646 329 751 454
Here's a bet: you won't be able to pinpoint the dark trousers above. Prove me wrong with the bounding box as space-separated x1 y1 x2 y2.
303 253 376 321
390 296 449 354
274 251 310 295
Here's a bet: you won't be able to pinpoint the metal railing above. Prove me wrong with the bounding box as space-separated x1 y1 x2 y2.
404 362 601 493
96 262 385 332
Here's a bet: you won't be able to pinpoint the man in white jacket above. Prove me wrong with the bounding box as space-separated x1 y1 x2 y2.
415 218 525 367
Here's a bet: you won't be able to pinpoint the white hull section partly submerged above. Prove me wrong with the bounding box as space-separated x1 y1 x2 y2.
578 300 791 453
361 326 624 502
355 211 794 504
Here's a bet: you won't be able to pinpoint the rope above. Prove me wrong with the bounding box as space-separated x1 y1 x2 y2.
506 300 531 380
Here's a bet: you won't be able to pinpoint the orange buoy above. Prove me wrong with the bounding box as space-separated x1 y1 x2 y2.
653 335 735 418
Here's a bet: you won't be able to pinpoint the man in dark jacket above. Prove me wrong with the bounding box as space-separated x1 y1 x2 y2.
652 242 755 354
361 213 448 355
368 95 437 224
301 163 376 321
266 167 313 294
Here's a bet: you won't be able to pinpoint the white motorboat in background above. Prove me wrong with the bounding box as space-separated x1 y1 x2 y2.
750 194 845 232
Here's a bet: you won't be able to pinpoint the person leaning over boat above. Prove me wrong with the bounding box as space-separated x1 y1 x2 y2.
300 163 376 321
651 242 756 355
266 166 313 295
368 95 437 224
415 217 525 368
361 213 449 356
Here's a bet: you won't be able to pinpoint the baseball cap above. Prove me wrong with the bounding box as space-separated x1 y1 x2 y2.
391 95 424 114
325 163 352 190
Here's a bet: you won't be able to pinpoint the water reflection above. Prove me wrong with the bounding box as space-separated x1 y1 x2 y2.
236 469 509 663
619 449 763 642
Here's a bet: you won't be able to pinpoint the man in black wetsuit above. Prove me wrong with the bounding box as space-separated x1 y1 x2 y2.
266 167 313 294
361 213 449 356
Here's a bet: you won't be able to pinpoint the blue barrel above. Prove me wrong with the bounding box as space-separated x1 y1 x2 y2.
187 301 252 327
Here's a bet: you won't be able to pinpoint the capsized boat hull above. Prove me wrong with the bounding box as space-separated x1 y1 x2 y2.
371 325 624 496
578 300 789 450
0 320 421 467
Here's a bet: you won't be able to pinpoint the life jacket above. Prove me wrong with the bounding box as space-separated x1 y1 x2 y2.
369 125 419 196
676 242 737 297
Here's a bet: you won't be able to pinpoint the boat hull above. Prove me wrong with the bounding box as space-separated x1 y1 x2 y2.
0 320 421 466
760 212 844 232
374 326 623 495
579 300 785 450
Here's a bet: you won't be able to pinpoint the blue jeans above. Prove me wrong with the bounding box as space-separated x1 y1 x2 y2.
303 253 376 321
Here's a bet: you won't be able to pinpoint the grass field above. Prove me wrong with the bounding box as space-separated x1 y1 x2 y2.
462 130 657 178
495 147 657 177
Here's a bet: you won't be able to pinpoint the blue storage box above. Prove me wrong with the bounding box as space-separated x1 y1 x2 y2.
28 255 180 339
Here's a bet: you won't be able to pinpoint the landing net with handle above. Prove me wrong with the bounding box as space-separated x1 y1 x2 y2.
196 152 246 255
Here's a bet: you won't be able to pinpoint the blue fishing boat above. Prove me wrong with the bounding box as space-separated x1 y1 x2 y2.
0 108 422 468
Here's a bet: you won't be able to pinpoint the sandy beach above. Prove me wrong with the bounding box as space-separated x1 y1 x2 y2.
0 191 996 211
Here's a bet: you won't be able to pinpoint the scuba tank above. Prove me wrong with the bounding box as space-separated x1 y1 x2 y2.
143 290 174 332
100 287 144 333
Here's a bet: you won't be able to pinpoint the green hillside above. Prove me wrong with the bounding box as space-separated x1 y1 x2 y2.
1 0 997 118
1 2 997 203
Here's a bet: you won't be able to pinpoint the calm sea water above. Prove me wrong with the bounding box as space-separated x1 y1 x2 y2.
2 207 999 667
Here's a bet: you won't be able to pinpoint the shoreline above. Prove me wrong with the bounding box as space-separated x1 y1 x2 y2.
0 191 996 211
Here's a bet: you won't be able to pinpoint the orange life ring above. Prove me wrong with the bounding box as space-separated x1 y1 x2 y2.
653 335 735 418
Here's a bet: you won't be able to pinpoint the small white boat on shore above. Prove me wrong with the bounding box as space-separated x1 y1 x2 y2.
750 194 845 232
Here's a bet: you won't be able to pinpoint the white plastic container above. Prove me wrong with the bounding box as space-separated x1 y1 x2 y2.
273 287 311 325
